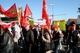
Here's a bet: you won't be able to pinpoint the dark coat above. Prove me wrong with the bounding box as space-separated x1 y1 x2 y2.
32 29 42 43
67 30 78 45
52 32 60 45
25 29 34 44
0 31 13 53
32 29 37 43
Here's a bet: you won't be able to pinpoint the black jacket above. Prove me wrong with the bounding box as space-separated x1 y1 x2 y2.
52 32 60 45
25 29 34 44
0 31 13 52
67 30 78 45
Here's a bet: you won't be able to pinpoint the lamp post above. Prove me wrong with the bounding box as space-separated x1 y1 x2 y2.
49 3 54 25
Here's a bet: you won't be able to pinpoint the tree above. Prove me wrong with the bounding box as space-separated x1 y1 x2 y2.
70 21 75 26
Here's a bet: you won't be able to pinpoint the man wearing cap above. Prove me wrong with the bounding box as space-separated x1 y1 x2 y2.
24 24 34 53
35 25 41 53
11 21 21 53
52 26 62 53
11 21 21 40
66 24 78 53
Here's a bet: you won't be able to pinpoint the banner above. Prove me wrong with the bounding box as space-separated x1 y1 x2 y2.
54 20 60 26
59 20 66 31
34 19 46 25
54 20 66 31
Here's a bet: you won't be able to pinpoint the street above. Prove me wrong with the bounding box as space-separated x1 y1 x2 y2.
58 44 80 53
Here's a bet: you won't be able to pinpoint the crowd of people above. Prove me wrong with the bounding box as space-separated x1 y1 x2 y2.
0 21 80 53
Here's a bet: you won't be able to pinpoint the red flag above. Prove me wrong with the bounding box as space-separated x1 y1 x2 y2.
22 4 32 27
0 5 5 14
4 3 18 18
19 8 23 26
40 25 48 29
42 0 50 29
24 4 32 17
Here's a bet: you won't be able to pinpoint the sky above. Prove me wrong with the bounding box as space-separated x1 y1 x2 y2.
0 0 80 21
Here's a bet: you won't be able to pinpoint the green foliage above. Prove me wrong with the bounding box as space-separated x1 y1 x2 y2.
70 21 75 26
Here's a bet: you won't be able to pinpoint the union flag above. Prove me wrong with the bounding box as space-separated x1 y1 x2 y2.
19 8 24 26
22 4 32 27
42 0 50 29
4 3 18 18
0 5 5 14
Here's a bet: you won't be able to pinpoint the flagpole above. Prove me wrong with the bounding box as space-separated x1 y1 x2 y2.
49 3 54 25
0 13 1 20
18 7 20 25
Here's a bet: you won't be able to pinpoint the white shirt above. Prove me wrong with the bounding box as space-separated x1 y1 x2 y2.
14 24 21 39
77 33 80 36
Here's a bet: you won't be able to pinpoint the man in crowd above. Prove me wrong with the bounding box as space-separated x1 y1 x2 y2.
52 26 63 53
11 21 21 53
66 24 78 53
24 24 34 53
77 25 80 43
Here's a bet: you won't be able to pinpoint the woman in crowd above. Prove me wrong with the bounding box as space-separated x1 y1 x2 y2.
42 27 52 53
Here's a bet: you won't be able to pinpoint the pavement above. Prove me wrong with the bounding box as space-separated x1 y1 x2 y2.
58 44 80 53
